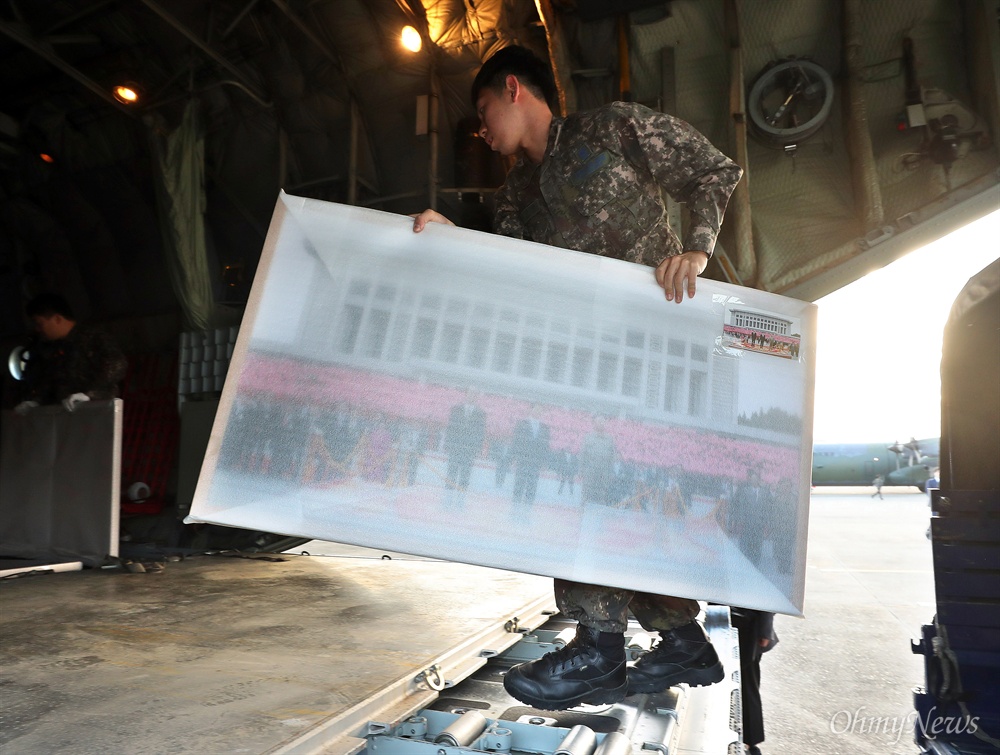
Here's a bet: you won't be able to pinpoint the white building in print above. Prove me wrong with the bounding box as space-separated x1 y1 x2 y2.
292 250 748 435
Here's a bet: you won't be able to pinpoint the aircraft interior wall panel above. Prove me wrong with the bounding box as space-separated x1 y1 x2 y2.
187 193 817 616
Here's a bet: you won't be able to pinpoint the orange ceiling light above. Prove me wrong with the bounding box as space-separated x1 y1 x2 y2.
112 83 141 104
401 25 422 53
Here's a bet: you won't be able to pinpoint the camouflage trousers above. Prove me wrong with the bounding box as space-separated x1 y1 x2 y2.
554 578 699 633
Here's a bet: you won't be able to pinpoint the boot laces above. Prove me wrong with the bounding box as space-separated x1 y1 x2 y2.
645 633 689 662
541 626 596 672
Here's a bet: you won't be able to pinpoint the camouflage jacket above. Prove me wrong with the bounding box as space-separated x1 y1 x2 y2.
22 323 128 404
493 102 742 268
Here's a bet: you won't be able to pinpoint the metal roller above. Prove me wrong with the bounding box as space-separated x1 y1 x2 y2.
554 724 598 755
433 710 489 747
553 627 578 647
593 731 632 755
626 631 653 661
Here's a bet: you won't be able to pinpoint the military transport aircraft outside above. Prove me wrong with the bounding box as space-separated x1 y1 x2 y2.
811 437 939 490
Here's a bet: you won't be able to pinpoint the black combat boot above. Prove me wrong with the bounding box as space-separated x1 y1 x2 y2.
627 620 724 694
502 624 628 710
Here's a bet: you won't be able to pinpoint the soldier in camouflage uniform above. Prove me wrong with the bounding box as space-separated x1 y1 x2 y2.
414 45 742 710
492 102 738 274
15 293 127 414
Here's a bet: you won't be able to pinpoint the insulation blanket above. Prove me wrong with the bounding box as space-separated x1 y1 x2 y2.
187 192 816 615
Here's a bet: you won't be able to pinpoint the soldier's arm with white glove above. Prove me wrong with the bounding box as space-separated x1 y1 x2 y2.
61 393 91 412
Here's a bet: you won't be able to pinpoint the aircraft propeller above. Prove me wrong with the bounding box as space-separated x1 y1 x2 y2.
888 438 923 468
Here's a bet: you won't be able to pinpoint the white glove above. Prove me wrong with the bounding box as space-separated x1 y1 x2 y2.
14 400 39 415
62 393 91 412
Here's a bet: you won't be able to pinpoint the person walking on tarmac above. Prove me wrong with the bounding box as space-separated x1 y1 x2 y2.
412 45 742 711
872 474 885 500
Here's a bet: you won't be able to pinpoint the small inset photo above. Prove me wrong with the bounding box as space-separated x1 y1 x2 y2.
722 306 802 359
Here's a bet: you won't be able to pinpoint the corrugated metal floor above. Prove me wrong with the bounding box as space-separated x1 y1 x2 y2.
0 548 553 755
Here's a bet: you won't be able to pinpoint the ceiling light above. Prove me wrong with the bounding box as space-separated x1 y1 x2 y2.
112 83 141 105
8 345 27 381
401 25 422 53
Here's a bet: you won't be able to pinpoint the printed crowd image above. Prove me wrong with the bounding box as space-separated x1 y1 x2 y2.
188 195 816 616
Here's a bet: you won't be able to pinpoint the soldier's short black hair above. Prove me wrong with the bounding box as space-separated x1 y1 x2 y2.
471 45 557 111
26 293 75 320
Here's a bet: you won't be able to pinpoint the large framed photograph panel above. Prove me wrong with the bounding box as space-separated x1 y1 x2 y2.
187 192 816 616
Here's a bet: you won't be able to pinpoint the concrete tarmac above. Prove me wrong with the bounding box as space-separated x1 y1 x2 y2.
759 487 935 755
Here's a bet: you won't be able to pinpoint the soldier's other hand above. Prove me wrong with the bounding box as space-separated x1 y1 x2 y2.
655 251 709 304
14 400 39 415
61 393 90 412
411 209 455 233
